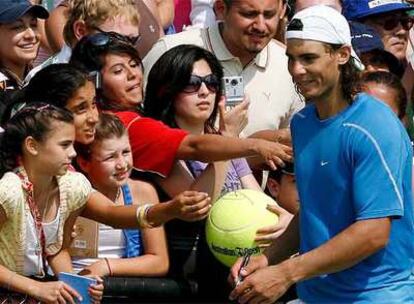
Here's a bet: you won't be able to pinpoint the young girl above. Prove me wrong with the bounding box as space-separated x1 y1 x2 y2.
3 63 99 145
74 113 169 277
0 103 209 302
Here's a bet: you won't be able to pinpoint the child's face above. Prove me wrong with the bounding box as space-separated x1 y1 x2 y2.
267 174 300 215
83 134 133 191
34 121 76 176
66 81 99 145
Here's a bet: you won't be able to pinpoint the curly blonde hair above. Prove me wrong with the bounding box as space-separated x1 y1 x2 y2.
63 0 140 46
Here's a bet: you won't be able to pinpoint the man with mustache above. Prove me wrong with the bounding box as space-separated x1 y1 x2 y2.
143 0 303 138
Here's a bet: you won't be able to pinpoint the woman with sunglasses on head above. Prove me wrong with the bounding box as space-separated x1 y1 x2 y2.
0 0 48 92
143 44 293 301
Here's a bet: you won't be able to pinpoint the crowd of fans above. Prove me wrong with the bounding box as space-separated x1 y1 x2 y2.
0 0 412 303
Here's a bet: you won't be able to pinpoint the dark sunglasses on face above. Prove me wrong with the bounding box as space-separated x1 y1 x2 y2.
374 15 414 31
90 27 141 46
183 74 220 93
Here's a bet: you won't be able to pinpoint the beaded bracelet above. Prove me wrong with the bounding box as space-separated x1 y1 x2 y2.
136 203 158 228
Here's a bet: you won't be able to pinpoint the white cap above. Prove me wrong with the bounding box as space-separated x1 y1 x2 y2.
286 5 364 70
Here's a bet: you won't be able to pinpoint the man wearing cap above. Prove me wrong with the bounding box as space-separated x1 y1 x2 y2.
350 21 404 76
343 0 414 62
229 5 414 303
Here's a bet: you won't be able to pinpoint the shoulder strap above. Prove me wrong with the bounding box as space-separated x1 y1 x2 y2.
121 184 133 205
120 183 143 257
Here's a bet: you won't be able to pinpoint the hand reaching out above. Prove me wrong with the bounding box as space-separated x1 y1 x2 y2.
170 191 212 221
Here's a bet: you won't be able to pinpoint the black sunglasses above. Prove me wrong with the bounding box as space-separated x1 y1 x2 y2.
90 27 141 46
373 15 414 31
183 74 220 93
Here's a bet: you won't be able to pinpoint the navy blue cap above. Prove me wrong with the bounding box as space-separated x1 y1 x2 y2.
350 21 384 54
343 0 414 21
0 0 49 24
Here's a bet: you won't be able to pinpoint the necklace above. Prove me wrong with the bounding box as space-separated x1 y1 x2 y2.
115 187 122 204
34 180 58 277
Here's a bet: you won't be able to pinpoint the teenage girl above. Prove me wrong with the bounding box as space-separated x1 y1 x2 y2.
2 63 99 145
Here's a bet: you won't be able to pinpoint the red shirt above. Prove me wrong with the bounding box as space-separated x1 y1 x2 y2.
114 111 188 177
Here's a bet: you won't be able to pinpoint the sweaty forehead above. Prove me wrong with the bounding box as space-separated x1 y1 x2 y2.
286 39 328 55
231 0 280 10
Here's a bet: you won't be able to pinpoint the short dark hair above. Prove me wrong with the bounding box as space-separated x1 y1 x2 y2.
24 63 91 107
360 49 404 78
359 71 407 119
144 44 223 133
268 162 295 183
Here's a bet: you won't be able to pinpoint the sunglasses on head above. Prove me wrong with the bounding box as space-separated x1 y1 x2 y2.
373 15 414 31
183 74 220 93
89 27 141 46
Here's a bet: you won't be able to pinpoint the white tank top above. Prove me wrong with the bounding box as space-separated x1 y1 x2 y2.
24 209 60 276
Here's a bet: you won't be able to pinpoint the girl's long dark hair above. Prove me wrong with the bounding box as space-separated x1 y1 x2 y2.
1 63 90 126
0 103 73 177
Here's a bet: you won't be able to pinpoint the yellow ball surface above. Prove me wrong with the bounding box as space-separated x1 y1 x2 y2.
205 189 278 267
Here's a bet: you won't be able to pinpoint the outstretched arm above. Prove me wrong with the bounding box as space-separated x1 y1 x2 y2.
177 135 292 170
81 190 211 228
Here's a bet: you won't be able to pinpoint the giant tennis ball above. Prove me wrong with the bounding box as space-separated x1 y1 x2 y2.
206 189 278 267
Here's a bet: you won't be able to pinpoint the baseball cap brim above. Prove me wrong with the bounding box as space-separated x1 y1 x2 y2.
0 4 49 24
352 3 414 20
